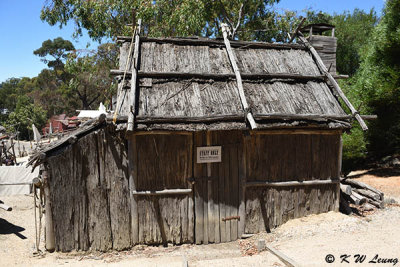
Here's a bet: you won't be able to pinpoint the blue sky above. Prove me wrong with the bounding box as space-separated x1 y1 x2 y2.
0 0 385 83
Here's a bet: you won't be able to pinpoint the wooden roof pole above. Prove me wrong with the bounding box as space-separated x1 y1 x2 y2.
298 33 368 131
113 26 136 124
127 19 142 132
288 17 306 43
221 24 257 130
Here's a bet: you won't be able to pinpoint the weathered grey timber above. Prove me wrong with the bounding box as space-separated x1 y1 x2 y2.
28 27 375 251
301 23 337 74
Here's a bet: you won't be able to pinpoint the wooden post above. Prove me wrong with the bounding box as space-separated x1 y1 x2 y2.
43 168 55 252
127 19 142 132
221 24 257 130
298 34 368 131
10 138 17 165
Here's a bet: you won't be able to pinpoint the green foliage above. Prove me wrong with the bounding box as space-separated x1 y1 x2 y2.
33 37 75 70
5 96 47 140
41 0 281 41
33 69 71 115
333 9 378 75
64 43 118 109
0 78 21 112
355 0 400 156
303 9 378 76
342 126 367 173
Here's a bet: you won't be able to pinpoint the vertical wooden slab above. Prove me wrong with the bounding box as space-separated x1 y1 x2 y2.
204 132 211 244
219 135 227 242
71 140 88 251
230 141 239 241
335 135 343 211
181 195 188 242
311 134 321 180
212 131 220 243
293 188 299 219
188 134 195 243
224 143 231 242
194 132 205 244
85 133 112 251
129 135 139 244
105 129 131 250
238 133 246 238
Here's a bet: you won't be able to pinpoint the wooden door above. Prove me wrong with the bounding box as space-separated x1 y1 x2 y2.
130 133 194 245
194 131 244 244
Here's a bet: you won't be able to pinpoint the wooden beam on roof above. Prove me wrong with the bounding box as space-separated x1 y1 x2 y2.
127 19 142 132
133 113 355 124
221 24 257 130
116 36 306 50
332 74 349 80
130 113 376 124
110 69 327 82
298 34 369 131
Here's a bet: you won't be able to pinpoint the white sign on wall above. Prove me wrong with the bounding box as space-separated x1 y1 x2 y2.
196 146 222 163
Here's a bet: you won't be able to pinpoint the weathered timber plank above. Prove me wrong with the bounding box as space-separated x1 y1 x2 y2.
132 189 192 195
188 134 194 243
245 179 339 187
210 131 220 243
224 140 231 242
206 132 215 243
47 146 75 251
129 135 139 244
231 143 239 241
86 133 113 251
72 140 88 251
111 69 327 82
194 132 205 244
117 36 306 50
219 132 226 242
104 128 131 250
237 133 245 238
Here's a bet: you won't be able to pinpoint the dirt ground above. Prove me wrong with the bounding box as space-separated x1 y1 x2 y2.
1 168 400 267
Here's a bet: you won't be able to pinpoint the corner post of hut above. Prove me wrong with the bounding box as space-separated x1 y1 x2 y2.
42 164 55 252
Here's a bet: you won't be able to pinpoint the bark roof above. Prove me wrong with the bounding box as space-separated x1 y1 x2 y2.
113 36 350 130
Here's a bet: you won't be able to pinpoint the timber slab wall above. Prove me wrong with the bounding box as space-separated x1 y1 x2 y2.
46 126 341 251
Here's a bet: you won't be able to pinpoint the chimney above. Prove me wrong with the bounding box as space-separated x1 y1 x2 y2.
301 23 337 75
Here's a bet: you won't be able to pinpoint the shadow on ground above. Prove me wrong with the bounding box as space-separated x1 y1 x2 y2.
347 167 400 179
0 218 27 239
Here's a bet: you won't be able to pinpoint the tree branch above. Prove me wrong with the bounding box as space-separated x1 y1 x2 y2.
232 3 244 39
218 0 234 30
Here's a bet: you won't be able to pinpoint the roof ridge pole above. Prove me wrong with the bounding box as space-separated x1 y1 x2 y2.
127 19 142 132
221 23 257 130
298 33 368 131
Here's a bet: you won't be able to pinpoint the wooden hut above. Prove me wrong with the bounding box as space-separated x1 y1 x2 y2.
30 24 368 252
